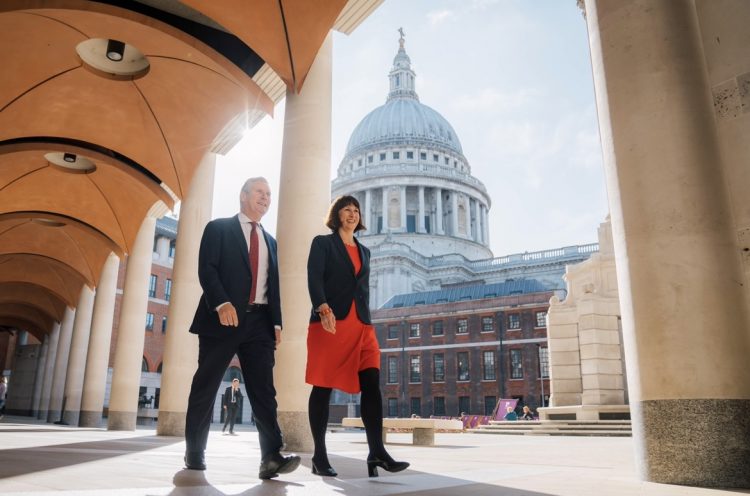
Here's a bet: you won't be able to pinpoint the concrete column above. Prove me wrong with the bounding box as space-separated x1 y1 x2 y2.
435 188 444 234
155 236 170 264
451 191 459 236
364 188 372 233
62 285 96 425
275 32 332 452
108 215 157 430
417 186 425 233
157 152 215 436
37 322 60 420
381 187 388 233
585 0 750 486
30 333 50 416
80 252 120 427
465 196 473 239
47 306 75 422
399 185 407 231
482 205 489 245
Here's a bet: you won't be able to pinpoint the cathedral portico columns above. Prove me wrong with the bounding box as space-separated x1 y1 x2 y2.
417 186 425 232
435 188 444 234
381 187 389 233
464 195 472 239
275 32 333 452
399 185 407 231
37 321 60 420
364 188 372 232
30 334 50 416
108 214 158 431
584 0 750 486
450 191 459 236
47 306 75 422
157 152 215 436
79 252 120 427
62 284 96 426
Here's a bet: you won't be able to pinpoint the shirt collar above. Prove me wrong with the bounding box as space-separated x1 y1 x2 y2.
238 212 262 229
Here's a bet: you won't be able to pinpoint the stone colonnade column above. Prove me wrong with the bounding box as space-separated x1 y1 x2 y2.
80 252 120 427
381 187 388 232
47 306 75 422
450 191 458 236
37 322 60 419
62 285 96 425
584 0 750 486
157 152 215 436
417 186 425 232
364 189 372 232
399 185 407 230
30 334 50 416
275 31 333 452
108 215 157 430
435 188 443 234
464 195 472 239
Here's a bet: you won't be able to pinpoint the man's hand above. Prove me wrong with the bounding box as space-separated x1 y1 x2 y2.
275 327 282 346
217 303 239 327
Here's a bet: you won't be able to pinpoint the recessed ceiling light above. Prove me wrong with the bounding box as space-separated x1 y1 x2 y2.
106 39 125 61
44 152 96 173
76 39 149 78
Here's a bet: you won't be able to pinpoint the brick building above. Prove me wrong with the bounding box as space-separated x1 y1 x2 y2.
371 280 553 418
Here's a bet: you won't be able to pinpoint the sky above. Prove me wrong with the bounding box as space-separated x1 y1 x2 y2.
212 0 608 256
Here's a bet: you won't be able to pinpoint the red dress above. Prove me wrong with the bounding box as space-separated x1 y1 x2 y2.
305 243 381 393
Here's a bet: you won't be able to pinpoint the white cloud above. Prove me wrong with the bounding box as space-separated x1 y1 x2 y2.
427 9 453 26
452 87 541 112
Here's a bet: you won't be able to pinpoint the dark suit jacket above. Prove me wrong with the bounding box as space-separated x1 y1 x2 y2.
222 386 243 408
307 232 371 324
190 215 282 337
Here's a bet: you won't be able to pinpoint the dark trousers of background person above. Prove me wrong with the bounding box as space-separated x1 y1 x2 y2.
185 309 283 458
223 403 239 433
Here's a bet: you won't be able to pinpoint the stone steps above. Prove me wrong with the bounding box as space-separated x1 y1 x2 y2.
469 420 632 437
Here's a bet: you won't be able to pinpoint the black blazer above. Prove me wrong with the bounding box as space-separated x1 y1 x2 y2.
307 232 371 324
190 215 282 337
222 386 243 408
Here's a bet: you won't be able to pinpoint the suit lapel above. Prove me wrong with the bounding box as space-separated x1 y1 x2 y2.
230 215 250 271
333 232 356 277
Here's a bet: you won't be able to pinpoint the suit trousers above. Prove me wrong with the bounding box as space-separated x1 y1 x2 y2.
223 403 239 432
185 309 282 458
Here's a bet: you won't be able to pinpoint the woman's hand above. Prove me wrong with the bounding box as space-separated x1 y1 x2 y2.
318 304 336 334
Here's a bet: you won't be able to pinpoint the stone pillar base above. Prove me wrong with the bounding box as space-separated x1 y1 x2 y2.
62 410 80 427
79 410 103 427
157 410 186 437
47 410 61 423
37 410 48 421
637 399 750 488
538 404 630 421
277 411 313 453
107 411 137 431
413 427 434 446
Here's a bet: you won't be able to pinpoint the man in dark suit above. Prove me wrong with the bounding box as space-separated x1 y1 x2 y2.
184 177 300 479
222 378 242 435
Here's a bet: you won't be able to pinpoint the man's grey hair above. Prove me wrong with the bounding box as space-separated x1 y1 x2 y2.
240 176 269 195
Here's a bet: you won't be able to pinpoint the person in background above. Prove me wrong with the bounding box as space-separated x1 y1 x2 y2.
504 406 518 421
520 405 535 420
305 195 410 478
222 378 243 435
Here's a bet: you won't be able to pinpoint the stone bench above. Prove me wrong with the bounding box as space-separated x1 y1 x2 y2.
341 417 464 446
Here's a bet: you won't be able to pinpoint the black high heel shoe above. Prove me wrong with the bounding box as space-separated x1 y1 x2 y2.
366 455 409 477
311 460 338 477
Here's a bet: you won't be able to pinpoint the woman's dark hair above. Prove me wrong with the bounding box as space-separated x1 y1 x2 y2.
325 195 366 232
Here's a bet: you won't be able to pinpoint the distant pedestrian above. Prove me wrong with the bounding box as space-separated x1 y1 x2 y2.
503 406 518 421
222 378 243 435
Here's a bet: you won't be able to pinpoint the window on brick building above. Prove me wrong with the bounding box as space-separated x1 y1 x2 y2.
432 320 444 336
434 396 446 416
388 325 399 339
409 323 420 338
510 349 523 379
165 278 172 301
433 353 445 382
456 318 468 334
410 397 421 416
508 313 521 329
145 312 154 331
409 355 421 383
387 398 398 417
387 356 398 383
482 351 496 380
481 316 494 332
161 316 167 334
484 396 497 416
538 347 550 378
169 240 176 258
148 274 157 298
535 311 547 328
457 352 470 381
458 396 470 415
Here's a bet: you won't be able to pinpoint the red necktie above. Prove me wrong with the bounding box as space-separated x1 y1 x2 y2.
248 221 259 303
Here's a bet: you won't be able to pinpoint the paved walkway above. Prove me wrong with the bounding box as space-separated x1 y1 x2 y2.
0 415 746 495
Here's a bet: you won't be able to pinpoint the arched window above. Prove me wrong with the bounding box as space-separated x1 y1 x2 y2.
223 366 243 383
141 357 149 372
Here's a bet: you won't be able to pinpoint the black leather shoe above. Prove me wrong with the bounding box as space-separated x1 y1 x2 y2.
184 451 206 470
258 452 301 480
311 460 338 477
366 454 409 477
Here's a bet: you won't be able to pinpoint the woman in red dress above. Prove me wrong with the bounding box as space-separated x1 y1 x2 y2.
306 195 409 477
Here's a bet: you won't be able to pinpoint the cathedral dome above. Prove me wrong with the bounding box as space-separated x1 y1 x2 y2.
345 98 463 157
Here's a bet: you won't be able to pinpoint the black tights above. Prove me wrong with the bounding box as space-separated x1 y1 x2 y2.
308 368 388 466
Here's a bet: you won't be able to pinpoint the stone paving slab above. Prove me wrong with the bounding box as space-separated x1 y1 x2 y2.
1 416 748 495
